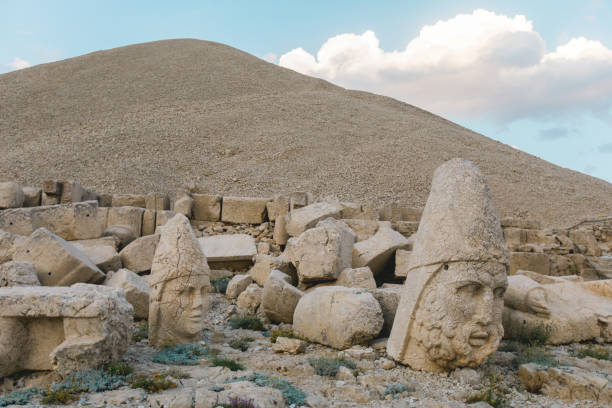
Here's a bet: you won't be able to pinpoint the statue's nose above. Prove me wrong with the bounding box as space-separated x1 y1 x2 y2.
192 290 203 308
474 288 494 325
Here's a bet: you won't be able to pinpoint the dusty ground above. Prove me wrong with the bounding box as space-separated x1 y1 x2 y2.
1 39 611 228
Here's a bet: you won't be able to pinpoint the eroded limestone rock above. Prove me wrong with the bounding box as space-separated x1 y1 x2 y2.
226 274 253 299
352 227 409 276
149 214 211 348
0 229 25 263
285 201 342 237
0 284 132 377
119 234 160 273
221 196 270 224
104 269 150 319
0 261 40 287
236 283 263 313
262 270 304 323
387 159 509 373
0 181 24 209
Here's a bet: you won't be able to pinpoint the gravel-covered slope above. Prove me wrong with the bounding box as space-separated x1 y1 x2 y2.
1 39 610 227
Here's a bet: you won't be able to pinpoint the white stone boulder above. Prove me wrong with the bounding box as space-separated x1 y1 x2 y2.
336 267 376 289
236 283 263 313
104 268 150 318
106 206 144 238
286 218 354 284
22 186 42 207
226 274 253 299
119 234 160 273
262 270 304 323
248 254 295 286
293 287 383 349
0 284 132 377
285 202 343 237
198 234 256 263
13 228 106 285
221 196 271 224
0 182 24 209
74 244 122 273
192 194 222 221
173 194 193 218
272 337 306 354
352 227 409 276
0 261 40 287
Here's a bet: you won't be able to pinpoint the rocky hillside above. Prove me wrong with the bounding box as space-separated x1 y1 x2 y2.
1 39 610 227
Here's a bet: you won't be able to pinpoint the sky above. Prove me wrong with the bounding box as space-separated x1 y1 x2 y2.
2 0 611 182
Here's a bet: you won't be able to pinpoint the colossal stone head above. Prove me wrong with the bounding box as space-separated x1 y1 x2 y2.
387 159 509 372
149 214 211 348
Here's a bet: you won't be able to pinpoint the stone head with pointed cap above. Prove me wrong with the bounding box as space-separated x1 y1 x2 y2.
387 158 509 372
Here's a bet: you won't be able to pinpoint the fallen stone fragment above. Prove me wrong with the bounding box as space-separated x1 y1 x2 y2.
155 210 175 229
336 267 376 289
272 336 306 354
74 244 122 273
71 235 119 250
173 194 193 218
0 181 24 209
0 261 40 287
370 287 402 336
222 196 270 224
107 206 144 238
104 225 137 249
285 201 343 237
226 274 253 299
289 191 314 211
22 187 42 207
293 286 383 349
0 230 25 263
196 381 285 408
0 283 132 377
59 180 84 204
352 227 409 276
262 270 304 323
104 268 150 318
286 218 354 283
266 194 289 222
13 228 106 285
236 283 263 313
198 234 256 263
342 219 391 242
394 249 411 278
111 194 146 208
141 209 156 236
119 234 160 273
145 193 170 211
273 214 289 245
249 254 295 286
192 194 221 221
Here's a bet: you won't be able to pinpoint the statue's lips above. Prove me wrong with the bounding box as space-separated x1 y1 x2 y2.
468 331 489 346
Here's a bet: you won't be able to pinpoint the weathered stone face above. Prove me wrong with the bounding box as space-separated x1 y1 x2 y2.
387 158 509 373
148 214 211 348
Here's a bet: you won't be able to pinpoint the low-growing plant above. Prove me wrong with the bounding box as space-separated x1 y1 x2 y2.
103 362 134 377
129 373 177 393
0 388 42 407
229 336 255 351
212 277 231 294
308 357 356 377
465 367 509 408
384 384 413 397
497 340 519 353
41 386 79 405
212 356 244 371
132 321 149 342
165 368 191 379
226 372 307 406
576 346 612 361
512 345 558 369
269 329 303 343
228 314 265 331
216 396 261 408
153 342 218 365
510 323 551 346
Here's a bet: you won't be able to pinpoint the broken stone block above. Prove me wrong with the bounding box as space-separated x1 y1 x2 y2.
13 228 106 285
262 270 304 323
342 219 391 242
104 225 137 249
370 287 402 336
379 204 422 222
266 194 289 222
173 194 193 218
221 196 271 224
272 337 306 354
508 252 550 275
119 234 160 274
192 194 221 221
141 209 156 236
340 202 363 219
0 261 40 287
107 206 144 238
293 287 383 350
273 214 289 246
70 236 119 251
58 181 84 204
149 214 211 348
73 244 122 273
104 269 150 319
501 218 541 230
286 202 343 237
22 187 42 207
352 227 409 276
569 229 602 257
41 192 59 206
0 284 132 377
249 254 295 286
335 267 376 289
0 201 106 240
145 193 170 211
43 180 62 195
286 218 354 283
0 182 24 209
226 274 253 299
0 230 25 263
394 249 411 278
392 221 419 238
155 210 175 229
111 194 146 208
519 363 611 403
198 234 257 264
289 191 314 211
236 283 263 313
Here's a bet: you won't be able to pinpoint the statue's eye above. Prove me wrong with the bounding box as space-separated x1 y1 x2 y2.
494 287 506 297
458 283 481 295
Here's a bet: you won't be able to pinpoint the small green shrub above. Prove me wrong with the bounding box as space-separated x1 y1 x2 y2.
132 321 149 342
384 384 413 397
212 277 231 294
308 357 356 377
576 346 612 361
212 357 244 371
52 367 128 394
153 342 218 365
226 372 307 406
41 386 79 405
269 329 303 343
228 314 265 331
129 373 177 393
0 388 41 407
103 362 133 376
229 336 255 351
465 367 508 408
510 323 551 346
497 340 519 353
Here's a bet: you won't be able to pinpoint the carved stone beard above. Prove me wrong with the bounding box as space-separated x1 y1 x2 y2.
412 273 504 370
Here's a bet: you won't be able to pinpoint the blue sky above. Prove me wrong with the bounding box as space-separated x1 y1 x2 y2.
2 1 611 182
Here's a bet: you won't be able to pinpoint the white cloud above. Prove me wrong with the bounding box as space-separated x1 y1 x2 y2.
278 9 612 123
262 52 278 63
9 57 31 70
